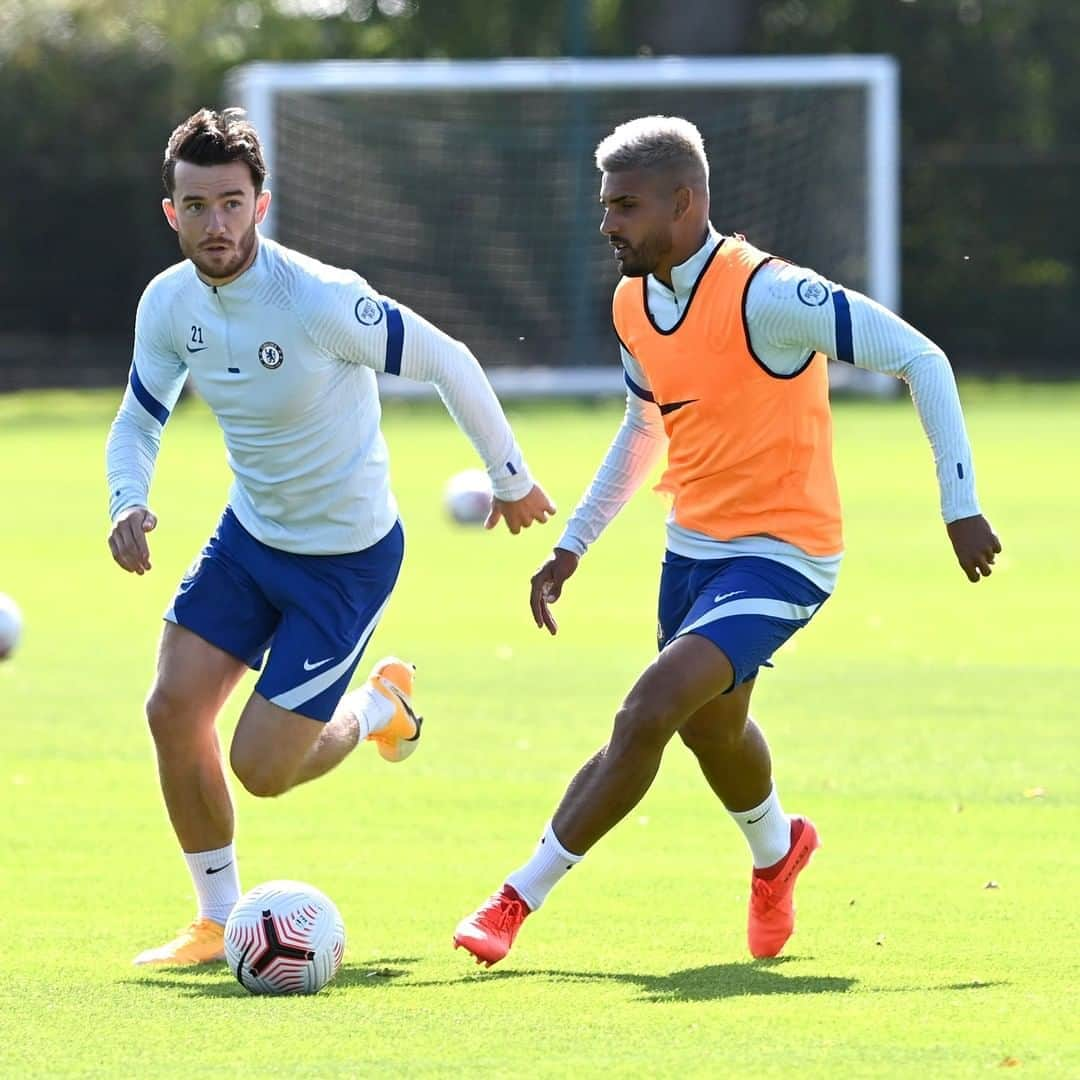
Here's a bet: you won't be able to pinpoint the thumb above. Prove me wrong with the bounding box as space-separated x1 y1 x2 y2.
142 511 158 533
483 503 503 531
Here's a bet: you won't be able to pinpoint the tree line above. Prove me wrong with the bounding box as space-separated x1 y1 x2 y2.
0 0 1074 387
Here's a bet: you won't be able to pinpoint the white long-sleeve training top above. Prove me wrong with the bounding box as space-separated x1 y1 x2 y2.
105 236 533 555
556 227 982 593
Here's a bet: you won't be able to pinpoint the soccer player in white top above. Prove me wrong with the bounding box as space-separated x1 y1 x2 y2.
454 115 1001 967
106 108 555 967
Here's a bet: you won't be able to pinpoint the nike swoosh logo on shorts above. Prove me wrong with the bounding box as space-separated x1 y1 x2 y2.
186 344 209 353
714 590 746 604
303 656 334 671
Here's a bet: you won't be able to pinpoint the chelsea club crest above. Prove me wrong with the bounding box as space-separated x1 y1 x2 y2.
258 341 284 369
354 296 384 326
796 277 829 307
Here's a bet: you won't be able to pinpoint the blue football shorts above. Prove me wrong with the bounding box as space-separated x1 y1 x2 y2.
657 552 830 692
165 507 404 722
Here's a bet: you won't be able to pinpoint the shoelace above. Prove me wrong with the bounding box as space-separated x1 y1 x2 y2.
482 895 525 932
751 876 779 909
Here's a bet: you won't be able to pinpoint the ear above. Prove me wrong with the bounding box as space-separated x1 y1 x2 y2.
161 197 179 233
672 186 692 222
255 189 272 225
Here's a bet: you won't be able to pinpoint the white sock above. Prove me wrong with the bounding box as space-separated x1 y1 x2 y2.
505 822 584 911
730 786 792 869
338 684 396 739
184 844 240 925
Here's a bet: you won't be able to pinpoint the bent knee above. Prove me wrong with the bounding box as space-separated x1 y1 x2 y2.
678 713 747 757
611 697 684 751
229 744 293 798
240 775 290 799
231 760 292 798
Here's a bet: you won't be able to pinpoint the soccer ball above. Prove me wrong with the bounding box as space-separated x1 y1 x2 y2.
0 593 22 660
224 880 345 996
443 468 493 526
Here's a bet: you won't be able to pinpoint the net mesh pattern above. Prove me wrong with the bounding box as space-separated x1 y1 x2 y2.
272 86 867 368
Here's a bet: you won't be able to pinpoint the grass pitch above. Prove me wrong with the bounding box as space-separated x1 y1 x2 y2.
0 384 1076 1078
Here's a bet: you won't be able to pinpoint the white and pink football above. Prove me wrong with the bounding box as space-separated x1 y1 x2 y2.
224 880 345 995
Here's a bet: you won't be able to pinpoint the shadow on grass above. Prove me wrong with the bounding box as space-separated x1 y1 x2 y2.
125 957 1008 1004
122 957 420 999
433 956 856 1002
407 961 1008 1003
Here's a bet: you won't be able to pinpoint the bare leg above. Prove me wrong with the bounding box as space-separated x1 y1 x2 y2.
231 664 409 791
146 622 248 852
290 700 362 786
677 679 773 813
229 694 328 797
551 634 735 855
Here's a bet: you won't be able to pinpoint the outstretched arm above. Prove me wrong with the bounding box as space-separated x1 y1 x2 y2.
746 262 1001 582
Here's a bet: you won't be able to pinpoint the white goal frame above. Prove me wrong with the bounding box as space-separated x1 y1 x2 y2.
227 56 900 397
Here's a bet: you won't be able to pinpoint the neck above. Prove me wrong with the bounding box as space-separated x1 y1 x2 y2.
653 224 710 288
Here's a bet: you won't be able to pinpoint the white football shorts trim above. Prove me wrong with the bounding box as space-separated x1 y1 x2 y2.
269 597 389 712
676 596 821 638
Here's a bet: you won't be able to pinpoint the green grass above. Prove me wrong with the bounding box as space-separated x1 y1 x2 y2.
0 385 1076 1078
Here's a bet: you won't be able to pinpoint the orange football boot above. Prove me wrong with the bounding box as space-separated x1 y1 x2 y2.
748 816 820 958
365 657 422 763
132 917 225 967
453 884 531 967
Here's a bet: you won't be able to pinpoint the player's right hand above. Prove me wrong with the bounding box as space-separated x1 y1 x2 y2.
530 547 580 635
945 513 1001 583
108 506 158 575
486 483 556 535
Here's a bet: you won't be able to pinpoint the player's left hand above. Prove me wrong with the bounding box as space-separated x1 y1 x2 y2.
946 514 1002 582
486 483 556 535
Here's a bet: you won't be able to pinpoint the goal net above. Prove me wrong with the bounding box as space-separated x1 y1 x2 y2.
227 57 898 396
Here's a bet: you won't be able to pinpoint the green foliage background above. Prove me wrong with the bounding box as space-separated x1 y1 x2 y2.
1 0 1077 381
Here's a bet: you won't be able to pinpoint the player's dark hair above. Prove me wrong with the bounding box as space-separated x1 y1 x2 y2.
162 107 268 195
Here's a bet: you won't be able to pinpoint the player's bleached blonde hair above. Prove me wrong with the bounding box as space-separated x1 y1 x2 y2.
594 115 709 184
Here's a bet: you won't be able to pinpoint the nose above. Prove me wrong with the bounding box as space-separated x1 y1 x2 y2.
600 208 615 236
206 207 228 234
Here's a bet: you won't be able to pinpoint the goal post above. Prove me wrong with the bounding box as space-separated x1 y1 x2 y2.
226 55 899 397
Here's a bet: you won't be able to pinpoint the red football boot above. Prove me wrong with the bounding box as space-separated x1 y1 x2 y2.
453 884 531 967
748 816 820 958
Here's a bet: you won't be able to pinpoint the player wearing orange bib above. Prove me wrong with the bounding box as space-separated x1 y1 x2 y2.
454 116 1001 966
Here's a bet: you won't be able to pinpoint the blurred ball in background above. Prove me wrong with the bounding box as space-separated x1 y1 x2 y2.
0 593 23 660
444 469 493 526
